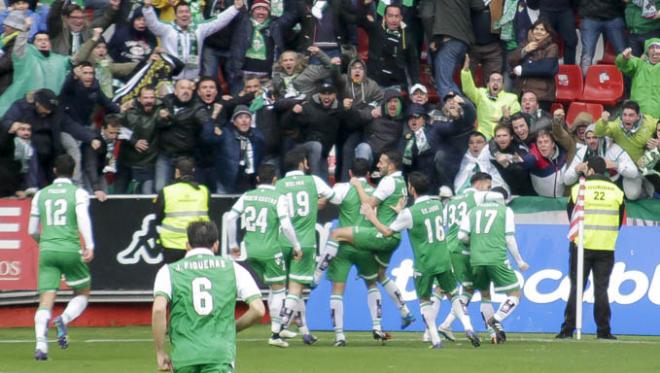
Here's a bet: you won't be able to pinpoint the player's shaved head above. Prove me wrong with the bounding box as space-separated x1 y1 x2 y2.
350 158 370 177
257 163 277 184
187 221 219 249
53 154 75 178
407 171 430 196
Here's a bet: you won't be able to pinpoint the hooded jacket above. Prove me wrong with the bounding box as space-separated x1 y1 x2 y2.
363 89 405 156
271 50 335 99
594 112 657 162
616 38 660 119
338 58 384 127
520 142 569 197
108 8 157 64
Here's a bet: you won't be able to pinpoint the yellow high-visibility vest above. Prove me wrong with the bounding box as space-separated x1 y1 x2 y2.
159 182 210 250
571 178 624 251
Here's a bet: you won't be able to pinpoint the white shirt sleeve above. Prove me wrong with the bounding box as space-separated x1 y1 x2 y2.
153 265 172 300
505 207 516 235
278 195 300 249
233 262 262 302
198 6 239 40
330 183 350 205
28 191 41 236
472 191 488 205
388 208 413 232
372 176 395 202
312 175 335 199
142 5 172 37
458 211 472 242
75 188 95 251
231 195 246 215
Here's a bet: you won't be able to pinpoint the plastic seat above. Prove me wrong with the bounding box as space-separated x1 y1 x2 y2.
581 65 624 106
597 42 617 65
566 102 604 128
555 65 583 102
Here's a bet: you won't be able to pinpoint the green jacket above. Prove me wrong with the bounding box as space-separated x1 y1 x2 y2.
616 38 660 119
595 114 657 162
625 1 660 34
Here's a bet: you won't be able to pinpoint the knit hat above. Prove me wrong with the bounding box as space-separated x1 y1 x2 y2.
3 10 27 32
251 0 271 11
231 105 252 121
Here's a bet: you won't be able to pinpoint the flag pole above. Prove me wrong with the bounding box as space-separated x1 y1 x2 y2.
576 179 585 341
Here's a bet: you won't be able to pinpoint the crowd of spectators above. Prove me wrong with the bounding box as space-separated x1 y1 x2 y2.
1 0 659 200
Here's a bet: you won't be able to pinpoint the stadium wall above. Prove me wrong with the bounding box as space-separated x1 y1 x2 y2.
1 197 659 334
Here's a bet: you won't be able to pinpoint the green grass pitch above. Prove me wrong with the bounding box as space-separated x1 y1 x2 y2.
1 325 659 372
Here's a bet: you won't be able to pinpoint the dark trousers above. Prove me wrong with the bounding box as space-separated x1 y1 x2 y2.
561 243 615 335
539 9 578 65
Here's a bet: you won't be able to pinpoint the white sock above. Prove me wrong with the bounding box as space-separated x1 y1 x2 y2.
367 287 382 331
269 288 286 334
313 240 339 285
61 295 88 324
430 292 441 322
481 299 495 322
481 298 495 332
281 294 300 328
420 301 440 345
295 300 309 335
381 277 409 317
494 295 519 322
34 308 51 352
330 294 344 340
451 296 474 331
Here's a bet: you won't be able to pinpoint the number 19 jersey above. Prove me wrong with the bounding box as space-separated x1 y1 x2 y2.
275 171 333 248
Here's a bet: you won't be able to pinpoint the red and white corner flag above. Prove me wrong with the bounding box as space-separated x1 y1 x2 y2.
567 176 586 241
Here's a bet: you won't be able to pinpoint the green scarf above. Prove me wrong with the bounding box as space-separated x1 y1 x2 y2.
249 93 265 112
246 18 271 61
495 0 518 50
96 59 114 98
271 0 284 17
174 24 199 65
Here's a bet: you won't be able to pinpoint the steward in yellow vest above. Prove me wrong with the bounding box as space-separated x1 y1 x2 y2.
154 157 210 263
557 157 624 340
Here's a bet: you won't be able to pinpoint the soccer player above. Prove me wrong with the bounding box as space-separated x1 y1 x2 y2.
431 172 495 342
458 188 529 343
152 221 265 372
226 164 303 348
314 158 386 346
276 146 334 344
319 150 415 337
28 155 95 360
363 172 481 349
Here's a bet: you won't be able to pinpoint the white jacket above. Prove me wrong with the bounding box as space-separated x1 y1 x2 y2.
564 138 640 186
143 5 239 80
454 146 510 195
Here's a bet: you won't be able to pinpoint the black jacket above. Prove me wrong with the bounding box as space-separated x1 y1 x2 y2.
364 89 405 156
578 0 625 21
81 130 111 191
158 95 212 157
59 73 120 125
488 139 535 196
357 12 419 88
118 100 163 167
282 93 344 157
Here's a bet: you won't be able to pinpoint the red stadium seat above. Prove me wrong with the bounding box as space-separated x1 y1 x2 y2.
597 42 617 65
554 65 583 102
566 102 604 128
550 102 564 114
581 65 624 106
